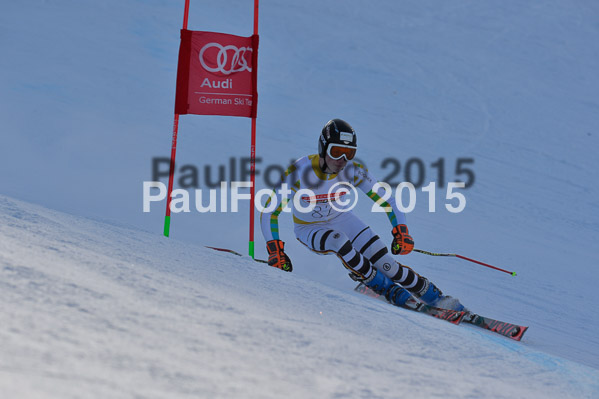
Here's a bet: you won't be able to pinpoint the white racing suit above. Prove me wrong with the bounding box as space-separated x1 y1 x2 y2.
260 154 426 293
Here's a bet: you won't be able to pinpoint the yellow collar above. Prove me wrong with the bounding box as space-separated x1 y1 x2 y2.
309 154 337 181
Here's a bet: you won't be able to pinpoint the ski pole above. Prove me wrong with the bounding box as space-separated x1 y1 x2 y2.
414 249 517 276
205 246 268 264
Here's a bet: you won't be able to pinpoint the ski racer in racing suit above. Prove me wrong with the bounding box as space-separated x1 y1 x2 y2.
260 119 465 311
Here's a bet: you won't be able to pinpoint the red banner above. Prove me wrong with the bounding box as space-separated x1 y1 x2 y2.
175 30 259 117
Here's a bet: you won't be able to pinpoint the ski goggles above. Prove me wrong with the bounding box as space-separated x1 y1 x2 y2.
327 143 357 161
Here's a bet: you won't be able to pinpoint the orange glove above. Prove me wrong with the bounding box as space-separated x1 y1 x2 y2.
391 224 414 255
266 240 293 272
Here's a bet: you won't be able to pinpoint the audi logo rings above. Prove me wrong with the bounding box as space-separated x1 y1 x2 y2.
199 42 253 75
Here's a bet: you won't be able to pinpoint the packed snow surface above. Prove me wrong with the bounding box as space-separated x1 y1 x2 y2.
1 195 598 398
2 0 599 397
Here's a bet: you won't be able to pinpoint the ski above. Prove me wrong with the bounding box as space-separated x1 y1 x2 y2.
462 312 529 341
354 282 529 340
354 282 465 325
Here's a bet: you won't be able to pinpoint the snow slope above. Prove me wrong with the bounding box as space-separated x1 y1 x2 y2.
1 195 598 398
2 0 599 393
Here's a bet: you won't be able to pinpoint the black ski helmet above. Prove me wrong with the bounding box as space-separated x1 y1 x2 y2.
318 118 357 159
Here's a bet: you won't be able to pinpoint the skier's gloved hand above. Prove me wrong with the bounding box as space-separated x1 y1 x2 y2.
391 224 414 255
266 240 293 272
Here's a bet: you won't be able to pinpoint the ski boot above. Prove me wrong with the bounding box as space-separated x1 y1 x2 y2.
364 269 412 307
416 278 466 312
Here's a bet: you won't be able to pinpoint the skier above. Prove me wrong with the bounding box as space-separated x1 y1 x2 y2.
259 118 465 311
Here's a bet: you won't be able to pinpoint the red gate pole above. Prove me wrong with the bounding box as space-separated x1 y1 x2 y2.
248 0 259 257
164 0 191 237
